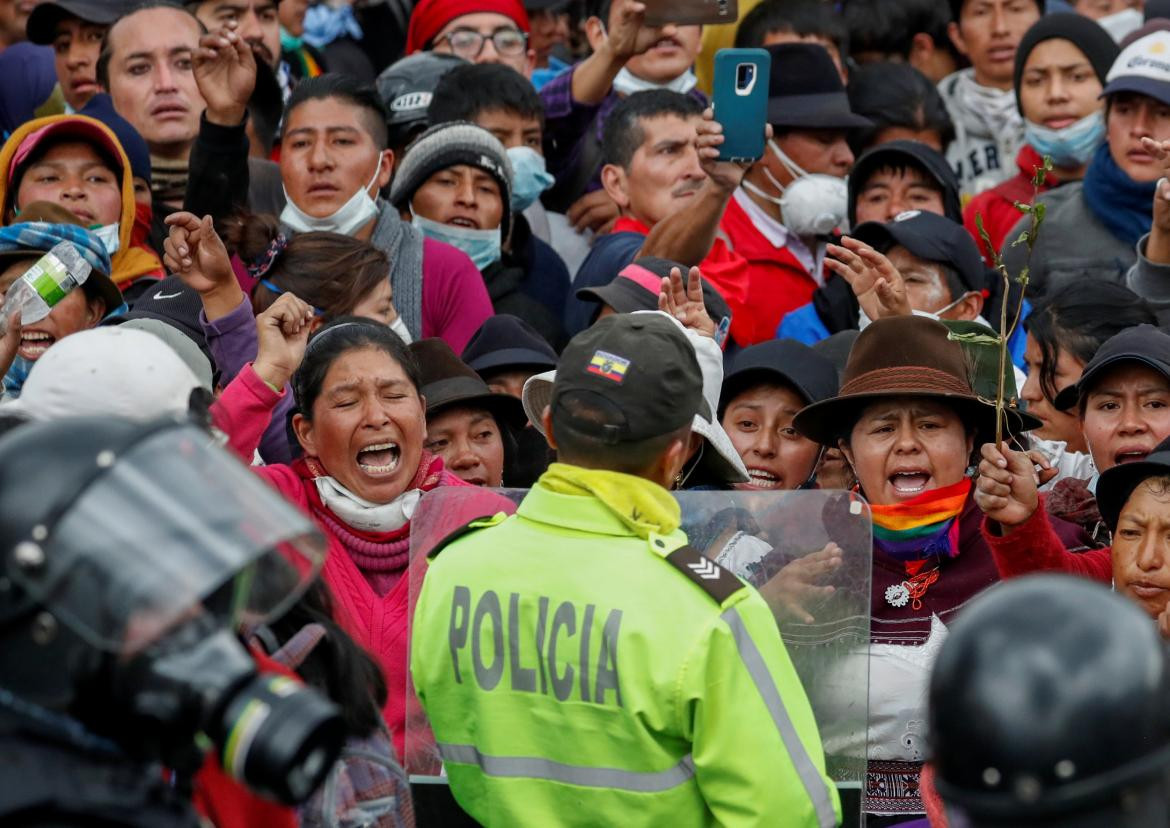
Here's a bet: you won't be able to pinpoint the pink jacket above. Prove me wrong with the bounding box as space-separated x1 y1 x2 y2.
213 363 487 760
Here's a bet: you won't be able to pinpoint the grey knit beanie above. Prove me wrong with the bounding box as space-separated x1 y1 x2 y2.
389 121 515 237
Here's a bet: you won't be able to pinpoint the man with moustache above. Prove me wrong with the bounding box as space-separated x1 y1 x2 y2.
98 3 283 249
564 91 761 348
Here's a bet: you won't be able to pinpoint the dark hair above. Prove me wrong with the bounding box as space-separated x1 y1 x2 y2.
97 2 206 89
8 135 122 212
846 62 954 155
427 63 545 128
734 0 847 56
254 580 387 737
844 0 957 64
223 214 390 321
293 317 421 418
247 59 285 157
285 74 390 150
601 90 703 169
550 393 692 476
1025 282 1158 402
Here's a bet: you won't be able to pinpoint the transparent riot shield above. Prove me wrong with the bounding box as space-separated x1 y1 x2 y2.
405 487 872 827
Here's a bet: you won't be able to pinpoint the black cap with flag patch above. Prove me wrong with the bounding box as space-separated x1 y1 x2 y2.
551 313 703 445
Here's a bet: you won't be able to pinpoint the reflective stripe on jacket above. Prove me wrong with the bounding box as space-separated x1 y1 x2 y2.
411 482 840 827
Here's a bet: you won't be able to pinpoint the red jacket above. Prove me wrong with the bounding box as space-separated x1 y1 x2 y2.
963 145 1064 265
981 500 1111 583
719 194 822 343
611 215 756 346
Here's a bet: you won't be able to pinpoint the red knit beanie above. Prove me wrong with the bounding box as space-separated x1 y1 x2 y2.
405 0 530 55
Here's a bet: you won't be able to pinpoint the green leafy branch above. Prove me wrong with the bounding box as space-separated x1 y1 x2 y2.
955 156 1053 448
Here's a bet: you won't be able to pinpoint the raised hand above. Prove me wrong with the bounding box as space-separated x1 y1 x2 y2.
695 108 760 194
194 20 257 126
253 293 316 391
605 0 674 60
567 188 620 234
826 236 913 321
658 265 716 339
975 441 1040 529
164 212 235 291
759 543 842 625
0 309 20 382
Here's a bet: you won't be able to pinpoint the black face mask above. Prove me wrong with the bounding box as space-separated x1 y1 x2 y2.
101 614 345 805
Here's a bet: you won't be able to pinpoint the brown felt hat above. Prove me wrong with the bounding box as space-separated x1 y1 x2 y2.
410 337 526 428
793 315 996 446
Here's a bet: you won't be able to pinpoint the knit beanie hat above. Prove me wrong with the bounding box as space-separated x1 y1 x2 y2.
389 121 515 237
1013 13 1119 114
405 0 529 54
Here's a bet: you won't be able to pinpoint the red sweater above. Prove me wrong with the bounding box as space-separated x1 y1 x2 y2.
963 145 1064 265
981 500 1111 583
719 194 822 342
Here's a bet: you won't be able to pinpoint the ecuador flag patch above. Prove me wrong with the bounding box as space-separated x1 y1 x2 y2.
587 350 630 383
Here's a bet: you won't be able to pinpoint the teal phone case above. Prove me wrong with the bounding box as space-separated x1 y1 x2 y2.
712 48 771 163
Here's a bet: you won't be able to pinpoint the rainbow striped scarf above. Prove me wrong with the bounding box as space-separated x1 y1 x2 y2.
870 478 971 562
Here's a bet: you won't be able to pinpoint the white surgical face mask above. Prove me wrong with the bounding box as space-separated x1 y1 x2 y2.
280 162 382 236
388 314 412 344
90 222 120 256
314 475 421 532
1098 7 1143 43
742 139 848 237
611 66 698 96
410 210 502 271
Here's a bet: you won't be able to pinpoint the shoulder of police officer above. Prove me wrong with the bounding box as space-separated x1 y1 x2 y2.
431 517 749 609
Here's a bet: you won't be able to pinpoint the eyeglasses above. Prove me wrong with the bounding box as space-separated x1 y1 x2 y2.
436 27 528 58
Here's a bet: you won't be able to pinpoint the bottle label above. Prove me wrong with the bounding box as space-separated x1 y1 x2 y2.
21 252 77 308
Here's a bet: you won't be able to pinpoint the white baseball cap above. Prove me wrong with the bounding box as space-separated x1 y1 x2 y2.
1 327 203 422
1103 29 1170 105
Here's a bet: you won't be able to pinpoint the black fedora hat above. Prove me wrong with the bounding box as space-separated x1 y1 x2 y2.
461 314 558 376
765 43 872 130
411 338 527 427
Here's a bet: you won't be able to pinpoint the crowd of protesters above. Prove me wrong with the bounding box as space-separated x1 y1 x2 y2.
6 0 1170 826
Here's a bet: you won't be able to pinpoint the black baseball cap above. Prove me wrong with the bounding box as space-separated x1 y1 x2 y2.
719 339 839 416
27 0 126 45
551 313 703 445
576 256 731 326
461 313 558 376
852 210 987 297
1098 435 1170 531
104 274 211 363
1054 325 1170 411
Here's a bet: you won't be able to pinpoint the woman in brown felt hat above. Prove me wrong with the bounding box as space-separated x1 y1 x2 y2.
792 314 1091 823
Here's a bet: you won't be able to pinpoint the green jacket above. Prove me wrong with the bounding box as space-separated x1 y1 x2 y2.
411 480 840 827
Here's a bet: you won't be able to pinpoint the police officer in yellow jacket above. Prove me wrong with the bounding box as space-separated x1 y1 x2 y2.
411 312 841 827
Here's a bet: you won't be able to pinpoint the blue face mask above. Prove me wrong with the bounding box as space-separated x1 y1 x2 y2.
506 146 553 212
1024 111 1105 168
411 212 502 271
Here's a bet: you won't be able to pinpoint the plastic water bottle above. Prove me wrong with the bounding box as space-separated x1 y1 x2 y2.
0 241 92 336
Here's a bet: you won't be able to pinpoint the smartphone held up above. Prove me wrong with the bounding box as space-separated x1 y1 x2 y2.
712 48 771 163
